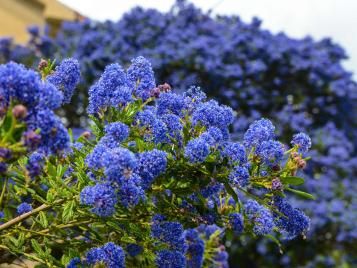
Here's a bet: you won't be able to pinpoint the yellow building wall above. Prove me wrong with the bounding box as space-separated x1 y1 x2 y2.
0 0 80 44
0 0 45 43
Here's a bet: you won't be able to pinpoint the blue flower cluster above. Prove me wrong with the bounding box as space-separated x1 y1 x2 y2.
245 200 275 236
5 4 356 263
72 56 313 267
0 60 79 155
17 202 32 215
85 242 125 268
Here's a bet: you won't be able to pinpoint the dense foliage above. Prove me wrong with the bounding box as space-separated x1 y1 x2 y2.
0 57 313 267
0 0 356 266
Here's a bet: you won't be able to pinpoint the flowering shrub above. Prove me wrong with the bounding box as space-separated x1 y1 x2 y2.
0 57 313 267
1 1 357 266
40 2 355 266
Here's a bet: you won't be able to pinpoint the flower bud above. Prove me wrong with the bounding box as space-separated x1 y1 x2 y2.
272 165 280 172
297 159 306 169
12 104 27 119
271 178 283 191
150 83 172 98
38 59 48 71
81 131 91 139
22 130 41 150
158 83 171 92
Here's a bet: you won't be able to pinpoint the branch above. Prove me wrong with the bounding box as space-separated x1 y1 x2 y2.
0 199 64 232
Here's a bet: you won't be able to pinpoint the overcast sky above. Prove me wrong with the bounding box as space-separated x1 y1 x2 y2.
59 0 357 75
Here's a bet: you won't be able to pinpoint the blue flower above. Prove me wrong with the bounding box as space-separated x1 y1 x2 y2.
101 147 137 181
184 229 204 268
151 220 186 252
229 213 244 234
184 138 210 163
118 180 145 208
192 100 234 130
155 250 186 268
66 257 81 268
245 199 274 235
160 113 183 142
256 140 285 166
127 56 155 100
26 151 45 178
291 132 312 153
17 202 32 215
136 149 167 189
47 58 80 104
0 62 41 107
0 211 5 220
86 242 125 268
274 197 310 239
88 63 132 114
243 119 275 149
222 142 247 164
104 122 129 143
80 183 117 217
126 244 143 257
38 82 64 110
22 130 41 151
0 162 7 174
229 166 250 187
157 92 186 116
183 86 207 110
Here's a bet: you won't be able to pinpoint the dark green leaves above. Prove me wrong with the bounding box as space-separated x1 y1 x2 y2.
280 176 305 186
62 200 76 223
286 187 316 200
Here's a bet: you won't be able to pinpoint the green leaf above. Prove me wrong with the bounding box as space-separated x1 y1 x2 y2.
224 182 238 203
286 187 315 200
39 211 48 228
62 200 76 223
280 176 305 186
46 189 56 203
31 239 44 255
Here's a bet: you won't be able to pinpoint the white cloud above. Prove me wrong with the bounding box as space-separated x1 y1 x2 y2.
59 0 357 75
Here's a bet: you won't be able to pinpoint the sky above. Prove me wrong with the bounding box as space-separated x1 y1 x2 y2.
59 0 357 75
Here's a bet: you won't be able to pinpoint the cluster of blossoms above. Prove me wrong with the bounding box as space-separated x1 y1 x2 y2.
61 56 311 267
0 56 313 267
19 1 354 265
0 58 79 176
0 58 80 236
1 1 355 265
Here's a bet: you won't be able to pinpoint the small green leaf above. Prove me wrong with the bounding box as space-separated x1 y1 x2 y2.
286 187 315 200
31 239 44 255
224 182 238 203
62 200 76 223
280 176 305 186
39 211 48 228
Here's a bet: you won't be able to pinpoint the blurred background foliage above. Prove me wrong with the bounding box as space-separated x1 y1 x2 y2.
0 0 356 267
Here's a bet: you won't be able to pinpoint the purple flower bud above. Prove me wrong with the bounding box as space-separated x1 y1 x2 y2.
22 130 41 151
0 147 11 159
12 104 27 119
38 59 48 71
272 178 283 191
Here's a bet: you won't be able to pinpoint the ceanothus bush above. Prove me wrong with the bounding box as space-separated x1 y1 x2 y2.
0 56 313 267
1 1 357 266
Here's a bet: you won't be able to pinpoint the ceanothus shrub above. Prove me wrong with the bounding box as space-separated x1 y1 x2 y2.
0 56 313 267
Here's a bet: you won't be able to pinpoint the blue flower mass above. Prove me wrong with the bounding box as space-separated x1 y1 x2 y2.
0 0 356 266
0 53 317 267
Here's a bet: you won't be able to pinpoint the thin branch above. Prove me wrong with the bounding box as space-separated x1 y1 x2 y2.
0 199 64 232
